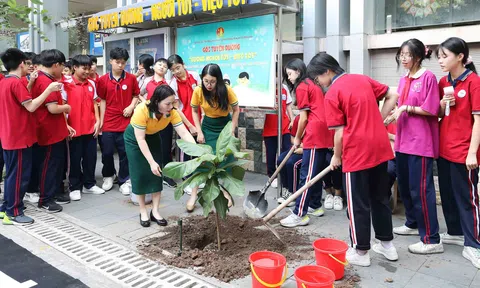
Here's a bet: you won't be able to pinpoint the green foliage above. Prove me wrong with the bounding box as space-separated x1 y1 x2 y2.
0 0 51 41
163 121 249 219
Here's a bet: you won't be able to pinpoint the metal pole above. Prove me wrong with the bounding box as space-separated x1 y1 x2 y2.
276 7 283 200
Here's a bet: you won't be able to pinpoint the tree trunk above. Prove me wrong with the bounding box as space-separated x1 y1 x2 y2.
215 212 221 250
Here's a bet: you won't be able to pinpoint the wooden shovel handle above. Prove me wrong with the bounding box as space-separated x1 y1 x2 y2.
265 145 296 186
263 166 332 222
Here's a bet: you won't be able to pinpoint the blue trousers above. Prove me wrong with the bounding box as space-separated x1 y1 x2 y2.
1 147 32 217
396 152 440 244
324 150 343 191
0 140 3 184
27 143 41 193
38 140 66 206
69 134 98 191
438 157 480 248
277 150 302 193
293 148 328 217
101 131 129 185
264 134 291 177
387 159 397 190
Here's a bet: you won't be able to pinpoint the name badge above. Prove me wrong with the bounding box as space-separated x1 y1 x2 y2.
122 84 128 90
88 86 93 92
458 89 466 98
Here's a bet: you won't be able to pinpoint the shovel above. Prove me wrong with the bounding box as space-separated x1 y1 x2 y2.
243 145 296 219
263 166 332 241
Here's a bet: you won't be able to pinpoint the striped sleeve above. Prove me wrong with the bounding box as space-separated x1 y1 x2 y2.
170 109 183 127
130 104 148 130
227 86 238 107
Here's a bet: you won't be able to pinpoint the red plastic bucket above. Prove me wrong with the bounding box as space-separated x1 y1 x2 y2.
312 238 348 280
249 251 287 288
294 265 335 288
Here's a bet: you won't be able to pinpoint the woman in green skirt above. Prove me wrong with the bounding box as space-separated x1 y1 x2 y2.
188 63 240 212
125 85 196 227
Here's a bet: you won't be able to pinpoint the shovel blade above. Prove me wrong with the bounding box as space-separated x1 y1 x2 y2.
243 189 268 219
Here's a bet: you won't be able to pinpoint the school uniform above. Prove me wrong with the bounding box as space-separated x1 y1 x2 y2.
171 71 201 161
395 68 441 244
386 123 397 191
0 74 4 189
324 150 343 191
63 76 99 192
325 74 394 251
0 75 37 217
31 72 69 207
96 71 140 185
277 115 302 193
438 70 480 249
293 78 333 217
263 84 292 177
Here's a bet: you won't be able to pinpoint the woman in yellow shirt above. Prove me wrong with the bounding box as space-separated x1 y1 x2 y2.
125 85 196 227
187 63 240 212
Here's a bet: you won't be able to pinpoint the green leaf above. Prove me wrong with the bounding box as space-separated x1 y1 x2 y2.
30 0 43 4
202 178 221 204
163 154 215 180
217 172 245 197
231 166 246 181
233 151 250 159
176 139 213 157
198 193 213 217
214 193 229 219
189 172 210 188
219 159 249 170
215 122 233 161
7 0 16 8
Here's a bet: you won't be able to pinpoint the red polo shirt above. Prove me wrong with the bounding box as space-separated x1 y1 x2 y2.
146 78 168 100
0 75 37 149
170 71 200 128
96 71 140 132
290 115 300 137
325 74 393 172
31 71 69 146
63 76 98 137
438 71 480 164
89 72 100 83
295 78 333 149
263 85 292 137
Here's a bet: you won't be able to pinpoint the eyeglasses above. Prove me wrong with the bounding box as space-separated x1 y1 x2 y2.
398 54 412 60
203 80 217 86
25 61 33 66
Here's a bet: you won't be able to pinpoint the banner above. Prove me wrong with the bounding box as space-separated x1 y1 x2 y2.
177 14 276 108
89 33 104 56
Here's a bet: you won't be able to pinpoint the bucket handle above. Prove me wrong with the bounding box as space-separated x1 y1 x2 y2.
250 263 288 288
302 284 335 288
328 254 348 266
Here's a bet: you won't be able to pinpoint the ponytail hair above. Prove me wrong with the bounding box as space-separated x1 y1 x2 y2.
436 37 476 74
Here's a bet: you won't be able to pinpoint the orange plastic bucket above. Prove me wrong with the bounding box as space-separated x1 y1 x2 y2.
249 251 287 288
294 265 335 288
312 238 348 280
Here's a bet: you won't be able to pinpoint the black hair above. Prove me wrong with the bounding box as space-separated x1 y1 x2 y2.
1 48 27 72
24 52 36 61
138 54 154 77
71 55 92 69
306 52 345 83
40 49 66 68
167 54 184 69
283 58 308 92
436 37 477 74
239 72 249 79
201 63 229 111
147 85 176 114
64 61 72 72
395 38 432 70
32 54 42 65
224 79 231 86
110 47 129 61
155 57 168 66
88 54 98 64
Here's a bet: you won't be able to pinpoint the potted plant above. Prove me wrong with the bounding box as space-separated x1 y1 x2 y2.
163 121 249 250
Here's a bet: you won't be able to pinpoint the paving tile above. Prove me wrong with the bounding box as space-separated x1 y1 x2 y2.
417 256 477 286
120 226 164 242
353 257 416 288
469 270 480 287
405 272 467 288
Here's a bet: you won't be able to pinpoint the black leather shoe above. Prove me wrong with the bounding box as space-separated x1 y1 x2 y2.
150 211 167 226
140 214 150 227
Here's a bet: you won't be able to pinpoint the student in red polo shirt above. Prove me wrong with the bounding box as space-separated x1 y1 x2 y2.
88 55 100 83
63 55 104 201
0 72 4 195
308 52 399 267
32 49 72 213
97 47 139 195
0 48 63 224
20 52 37 93
436 37 480 269
279 58 333 228
263 83 294 188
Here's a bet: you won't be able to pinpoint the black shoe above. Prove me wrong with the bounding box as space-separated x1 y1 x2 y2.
39 201 63 213
150 210 167 226
140 214 150 227
55 194 70 205
163 177 177 188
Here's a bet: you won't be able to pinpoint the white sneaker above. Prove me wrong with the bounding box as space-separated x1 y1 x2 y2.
441 232 464 246
307 207 325 217
271 178 278 188
463 246 480 269
408 241 444 254
83 185 105 195
119 180 132 196
102 177 114 191
184 186 193 195
372 242 399 261
277 188 295 207
393 225 419 235
333 196 343 211
69 190 81 201
24 192 39 204
280 213 310 228
346 248 371 267
324 194 334 210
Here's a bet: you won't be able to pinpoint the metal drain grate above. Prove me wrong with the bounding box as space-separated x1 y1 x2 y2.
18 209 217 288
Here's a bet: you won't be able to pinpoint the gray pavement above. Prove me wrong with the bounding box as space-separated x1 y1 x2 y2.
1 156 480 287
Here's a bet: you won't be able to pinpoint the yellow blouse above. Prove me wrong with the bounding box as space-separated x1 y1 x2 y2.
190 86 238 118
131 102 182 134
